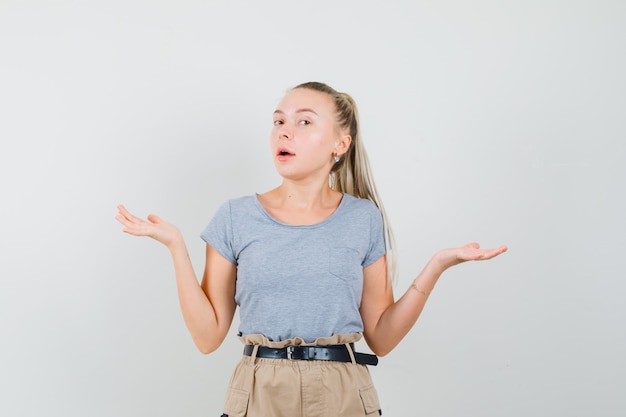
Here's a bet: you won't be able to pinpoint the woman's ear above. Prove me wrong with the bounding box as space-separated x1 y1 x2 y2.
336 134 352 156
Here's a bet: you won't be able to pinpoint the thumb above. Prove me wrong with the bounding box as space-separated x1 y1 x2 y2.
147 214 162 224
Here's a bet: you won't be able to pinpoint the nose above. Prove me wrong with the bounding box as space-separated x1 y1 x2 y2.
276 123 292 140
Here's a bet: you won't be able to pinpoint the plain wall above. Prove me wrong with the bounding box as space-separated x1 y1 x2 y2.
1 0 624 416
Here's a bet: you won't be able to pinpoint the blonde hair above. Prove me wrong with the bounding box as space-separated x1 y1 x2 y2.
293 81 398 285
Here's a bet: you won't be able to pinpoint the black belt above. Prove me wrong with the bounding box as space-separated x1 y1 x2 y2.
243 344 378 366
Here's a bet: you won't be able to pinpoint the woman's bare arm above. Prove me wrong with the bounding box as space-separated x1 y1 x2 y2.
360 242 507 356
116 205 236 354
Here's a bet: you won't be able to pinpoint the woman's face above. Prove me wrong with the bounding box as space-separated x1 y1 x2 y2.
270 88 345 182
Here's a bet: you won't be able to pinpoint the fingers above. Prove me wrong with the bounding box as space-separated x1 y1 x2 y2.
115 204 151 236
453 243 507 263
117 204 143 223
475 245 508 260
115 204 174 242
117 204 131 219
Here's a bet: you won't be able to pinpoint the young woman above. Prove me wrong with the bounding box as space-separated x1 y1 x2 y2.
116 81 507 416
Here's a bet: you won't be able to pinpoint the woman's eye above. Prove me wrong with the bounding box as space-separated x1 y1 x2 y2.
273 120 283 126
299 120 311 125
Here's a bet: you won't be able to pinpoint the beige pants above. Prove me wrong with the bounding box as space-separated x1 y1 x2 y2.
221 333 381 417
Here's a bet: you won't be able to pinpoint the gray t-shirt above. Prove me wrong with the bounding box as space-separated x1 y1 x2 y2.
200 193 386 342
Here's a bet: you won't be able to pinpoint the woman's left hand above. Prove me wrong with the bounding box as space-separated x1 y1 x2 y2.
436 242 508 270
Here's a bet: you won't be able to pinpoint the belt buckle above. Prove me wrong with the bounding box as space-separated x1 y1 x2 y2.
286 346 295 360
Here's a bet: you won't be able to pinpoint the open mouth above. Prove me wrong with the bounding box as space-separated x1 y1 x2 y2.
277 148 295 157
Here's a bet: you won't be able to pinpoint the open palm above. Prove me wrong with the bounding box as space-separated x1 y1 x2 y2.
115 204 182 248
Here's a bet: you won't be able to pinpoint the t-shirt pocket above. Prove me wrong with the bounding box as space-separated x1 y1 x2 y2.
329 247 362 282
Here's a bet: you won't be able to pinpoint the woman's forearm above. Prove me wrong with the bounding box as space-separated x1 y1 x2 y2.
365 243 507 356
115 205 233 353
366 255 445 356
168 240 218 352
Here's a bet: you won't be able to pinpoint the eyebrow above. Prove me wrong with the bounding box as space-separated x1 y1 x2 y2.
273 108 318 116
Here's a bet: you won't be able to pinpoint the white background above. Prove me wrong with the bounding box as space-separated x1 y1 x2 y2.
1 1 624 416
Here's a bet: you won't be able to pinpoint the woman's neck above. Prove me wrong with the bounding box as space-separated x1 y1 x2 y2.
257 183 343 225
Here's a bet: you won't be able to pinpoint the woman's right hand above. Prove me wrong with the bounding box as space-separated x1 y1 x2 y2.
116 204 183 248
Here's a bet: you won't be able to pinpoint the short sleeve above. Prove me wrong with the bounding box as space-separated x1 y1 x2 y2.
362 204 386 267
200 201 237 264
